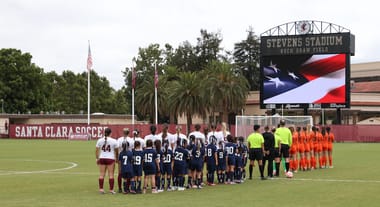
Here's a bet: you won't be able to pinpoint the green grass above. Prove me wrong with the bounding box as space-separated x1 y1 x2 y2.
0 139 379 207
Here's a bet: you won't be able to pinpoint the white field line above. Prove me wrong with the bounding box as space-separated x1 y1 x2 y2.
275 177 380 183
0 159 78 176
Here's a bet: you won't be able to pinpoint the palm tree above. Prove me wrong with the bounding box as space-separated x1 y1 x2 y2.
203 61 250 123
168 72 206 133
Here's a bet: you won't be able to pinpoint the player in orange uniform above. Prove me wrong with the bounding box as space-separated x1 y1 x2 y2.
315 127 323 169
289 126 298 172
320 127 328 168
303 126 311 170
297 127 306 171
310 126 318 170
326 126 335 168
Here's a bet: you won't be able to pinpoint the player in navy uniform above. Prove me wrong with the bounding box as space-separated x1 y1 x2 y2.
216 141 226 184
186 135 195 188
173 139 189 191
237 136 248 181
205 135 218 186
119 141 135 194
161 140 174 191
132 141 143 193
225 135 237 184
190 138 205 189
142 140 160 194
154 140 164 192
234 146 243 183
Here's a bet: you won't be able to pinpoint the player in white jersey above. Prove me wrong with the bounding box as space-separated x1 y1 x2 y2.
158 124 176 150
220 122 231 142
144 125 162 147
173 125 188 150
95 128 119 194
132 129 145 150
188 124 206 144
207 124 224 147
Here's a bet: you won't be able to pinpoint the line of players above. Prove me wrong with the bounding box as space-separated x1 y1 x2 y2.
96 122 335 194
288 125 335 172
116 123 250 194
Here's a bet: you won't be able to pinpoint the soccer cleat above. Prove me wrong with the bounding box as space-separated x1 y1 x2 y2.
110 191 116 195
192 185 197 188
157 189 164 193
167 187 173 191
99 189 105 194
197 185 203 189
178 187 185 191
118 189 123 193
261 177 267 180
152 189 158 194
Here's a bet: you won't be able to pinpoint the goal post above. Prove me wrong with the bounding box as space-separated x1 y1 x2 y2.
235 115 313 138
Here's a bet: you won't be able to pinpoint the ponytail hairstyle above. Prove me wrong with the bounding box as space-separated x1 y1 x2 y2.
122 141 129 152
154 140 162 153
196 138 201 152
134 140 141 150
163 140 169 156
226 134 233 143
104 127 112 146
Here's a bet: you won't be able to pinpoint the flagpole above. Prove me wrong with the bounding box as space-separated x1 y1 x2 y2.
131 65 135 126
154 62 158 125
87 41 92 126
88 66 90 126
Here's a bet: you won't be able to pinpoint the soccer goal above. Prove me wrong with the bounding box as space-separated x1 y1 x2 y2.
235 115 313 138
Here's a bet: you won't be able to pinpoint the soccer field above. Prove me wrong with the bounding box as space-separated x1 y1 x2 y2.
0 139 379 207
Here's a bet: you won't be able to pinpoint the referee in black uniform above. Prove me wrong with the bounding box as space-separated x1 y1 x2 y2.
262 126 275 178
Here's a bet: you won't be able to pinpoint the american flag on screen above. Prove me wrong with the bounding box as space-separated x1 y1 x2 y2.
263 54 346 104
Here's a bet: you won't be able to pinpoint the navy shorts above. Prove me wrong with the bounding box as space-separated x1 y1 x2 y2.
143 163 156 175
217 163 226 171
191 160 203 172
133 165 142 177
207 164 216 172
173 164 186 176
227 155 236 166
121 170 134 179
162 163 172 175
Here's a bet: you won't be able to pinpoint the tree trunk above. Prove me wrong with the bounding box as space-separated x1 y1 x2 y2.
186 112 192 135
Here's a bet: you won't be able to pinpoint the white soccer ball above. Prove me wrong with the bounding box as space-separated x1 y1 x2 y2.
286 171 293 178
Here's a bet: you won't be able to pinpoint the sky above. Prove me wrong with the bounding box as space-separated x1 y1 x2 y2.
1 0 379 90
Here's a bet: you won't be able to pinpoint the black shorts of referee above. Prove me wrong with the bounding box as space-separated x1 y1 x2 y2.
280 144 290 158
249 148 263 161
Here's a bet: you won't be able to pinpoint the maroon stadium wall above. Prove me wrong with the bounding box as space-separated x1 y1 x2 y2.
7 124 380 142
8 124 236 140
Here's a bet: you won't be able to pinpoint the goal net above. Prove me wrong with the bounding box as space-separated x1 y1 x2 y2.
235 115 313 138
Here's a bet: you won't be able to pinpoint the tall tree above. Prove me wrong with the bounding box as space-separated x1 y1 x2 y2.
233 27 261 90
195 29 223 70
202 61 250 123
168 71 206 133
0 48 47 113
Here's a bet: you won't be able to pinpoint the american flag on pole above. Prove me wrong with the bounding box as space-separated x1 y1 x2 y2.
263 54 346 104
87 43 93 71
132 67 136 89
154 63 158 88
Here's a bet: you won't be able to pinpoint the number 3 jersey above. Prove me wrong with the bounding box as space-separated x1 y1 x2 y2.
96 137 119 160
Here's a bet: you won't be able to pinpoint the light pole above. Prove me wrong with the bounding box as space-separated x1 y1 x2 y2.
1 99 3 114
